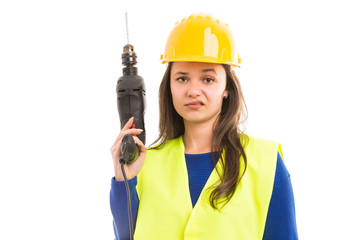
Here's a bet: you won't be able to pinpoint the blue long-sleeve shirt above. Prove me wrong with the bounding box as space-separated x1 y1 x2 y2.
109 151 298 240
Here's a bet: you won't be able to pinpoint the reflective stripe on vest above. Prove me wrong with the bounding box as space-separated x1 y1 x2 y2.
134 135 283 240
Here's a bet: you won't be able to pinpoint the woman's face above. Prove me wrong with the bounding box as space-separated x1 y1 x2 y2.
170 61 228 124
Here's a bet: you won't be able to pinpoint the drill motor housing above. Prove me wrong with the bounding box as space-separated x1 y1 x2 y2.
116 44 146 162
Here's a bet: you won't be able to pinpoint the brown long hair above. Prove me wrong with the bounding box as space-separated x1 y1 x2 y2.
150 62 249 211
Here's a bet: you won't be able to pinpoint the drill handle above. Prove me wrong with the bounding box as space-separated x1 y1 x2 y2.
120 134 139 164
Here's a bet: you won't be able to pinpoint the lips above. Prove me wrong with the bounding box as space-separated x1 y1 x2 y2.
185 100 205 106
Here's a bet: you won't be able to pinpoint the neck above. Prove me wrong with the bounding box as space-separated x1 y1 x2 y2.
183 119 215 154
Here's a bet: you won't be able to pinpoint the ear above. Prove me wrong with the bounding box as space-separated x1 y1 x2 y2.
223 90 229 99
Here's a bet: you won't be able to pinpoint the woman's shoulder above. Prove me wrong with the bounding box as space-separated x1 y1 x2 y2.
241 133 284 161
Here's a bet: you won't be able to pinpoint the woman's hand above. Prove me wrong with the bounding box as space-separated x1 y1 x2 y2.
110 117 147 181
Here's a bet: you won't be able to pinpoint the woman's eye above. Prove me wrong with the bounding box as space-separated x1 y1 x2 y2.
204 78 215 83
176 77 187 82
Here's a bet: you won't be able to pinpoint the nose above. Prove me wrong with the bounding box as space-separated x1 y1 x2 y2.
187 81 202 97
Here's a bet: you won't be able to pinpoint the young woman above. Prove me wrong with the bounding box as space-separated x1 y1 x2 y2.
110 13 298 240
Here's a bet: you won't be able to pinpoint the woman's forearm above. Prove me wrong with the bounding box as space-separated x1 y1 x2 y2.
110 176 139 240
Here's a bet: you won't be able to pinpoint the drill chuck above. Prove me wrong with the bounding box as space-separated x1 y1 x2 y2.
122 44 138 75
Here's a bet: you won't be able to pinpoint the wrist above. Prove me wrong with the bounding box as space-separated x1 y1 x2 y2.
115 175 125 181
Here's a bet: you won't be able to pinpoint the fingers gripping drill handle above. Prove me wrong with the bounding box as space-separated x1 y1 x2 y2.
116 43 146 163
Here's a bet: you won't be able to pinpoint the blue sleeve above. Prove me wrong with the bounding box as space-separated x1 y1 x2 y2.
263 151 299 240
109 176 139 240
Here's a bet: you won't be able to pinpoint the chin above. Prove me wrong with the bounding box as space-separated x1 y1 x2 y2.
182 113 218 124
175 106 221 125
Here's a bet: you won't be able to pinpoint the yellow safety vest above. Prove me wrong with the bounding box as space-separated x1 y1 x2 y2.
134 134 283 240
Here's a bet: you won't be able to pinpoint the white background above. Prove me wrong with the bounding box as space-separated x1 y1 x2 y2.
0 0 359 239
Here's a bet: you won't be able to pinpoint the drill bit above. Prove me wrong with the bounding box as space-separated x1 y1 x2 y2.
125 12 130 44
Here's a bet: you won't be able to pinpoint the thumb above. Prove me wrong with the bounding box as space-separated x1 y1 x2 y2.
133 136 147 152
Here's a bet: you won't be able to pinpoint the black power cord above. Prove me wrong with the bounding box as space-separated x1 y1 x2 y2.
119 134 139 240
120 159 134 240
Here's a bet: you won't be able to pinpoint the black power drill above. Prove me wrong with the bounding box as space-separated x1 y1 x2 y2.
116 43 146 164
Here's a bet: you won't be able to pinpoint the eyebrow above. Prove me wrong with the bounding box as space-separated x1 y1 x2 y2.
202 68 217 75
174 68 217 76
174 71 189 76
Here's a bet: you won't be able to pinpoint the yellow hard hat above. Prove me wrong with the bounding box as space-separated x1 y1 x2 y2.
160 13 241 68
